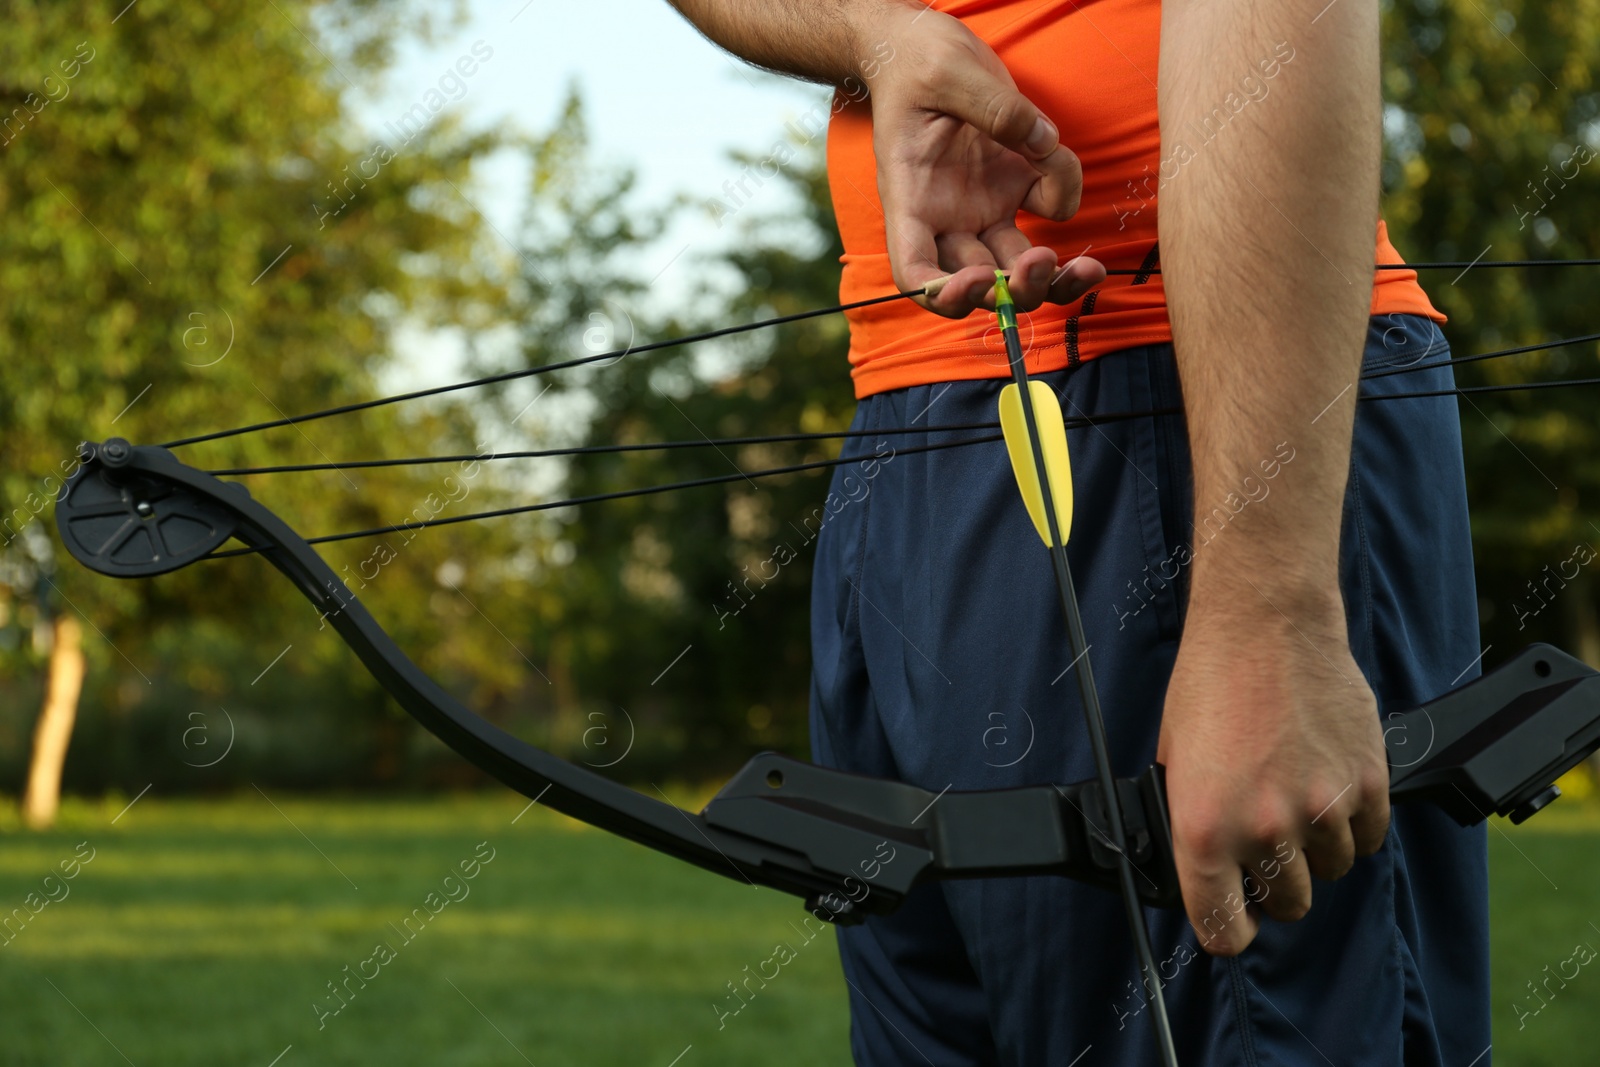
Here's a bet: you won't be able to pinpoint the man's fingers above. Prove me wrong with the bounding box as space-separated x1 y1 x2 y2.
1179 851 1259 957
1305 768 1390 879
887 212 946 289
890 218 986 318
930 53 1053 159
1046 256 1106 306
980 235 1052 309
925 53 1083 221
1021 147 1085 221
920 264 1004 318
921 251 1106 318
1303 781 1370 881
1303 814 1358 883
1350 777 1392 857
977 223 1032 273
935 232 1000 276
1175 803 1261 956
1251 841 1313 923
930 233 1002 314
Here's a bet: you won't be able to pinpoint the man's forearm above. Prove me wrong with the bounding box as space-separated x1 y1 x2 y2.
1156 0 1389 953
666 0 911 88
1159 0 1380 611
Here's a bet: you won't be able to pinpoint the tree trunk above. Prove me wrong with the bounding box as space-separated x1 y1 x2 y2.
22 615 86 830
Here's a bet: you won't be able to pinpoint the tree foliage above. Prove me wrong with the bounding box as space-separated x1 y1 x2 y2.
0 0 517 792
496 96 855 778
1380 0 1600 662
5 1 1597 798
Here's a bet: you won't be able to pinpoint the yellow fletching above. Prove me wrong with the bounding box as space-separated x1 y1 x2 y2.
999 380 1074 547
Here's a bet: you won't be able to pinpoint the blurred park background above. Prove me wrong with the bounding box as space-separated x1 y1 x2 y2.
2 0 1599 1063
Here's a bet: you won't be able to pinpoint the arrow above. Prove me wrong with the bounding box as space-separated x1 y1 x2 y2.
993 270 1181 1067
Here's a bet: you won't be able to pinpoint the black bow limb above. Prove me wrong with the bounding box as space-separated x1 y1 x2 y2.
55 438 1600 925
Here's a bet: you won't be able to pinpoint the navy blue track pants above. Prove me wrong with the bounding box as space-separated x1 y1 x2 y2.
808 315 1488 1066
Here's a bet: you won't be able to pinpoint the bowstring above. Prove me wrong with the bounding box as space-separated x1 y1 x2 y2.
200 422 1008 476
160 258 1599 451
204 328 1600 477
202 429 1010 558
157 286 923 450
1362 329 1600 380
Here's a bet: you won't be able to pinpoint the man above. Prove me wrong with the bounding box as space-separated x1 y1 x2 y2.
667 1 1486 1063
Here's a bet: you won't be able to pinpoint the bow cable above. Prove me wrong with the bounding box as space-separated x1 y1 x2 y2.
1103 257 1600 276
198 379 1600 553
200 422 1012 476
1361 330 1600 380
202 328 1600 477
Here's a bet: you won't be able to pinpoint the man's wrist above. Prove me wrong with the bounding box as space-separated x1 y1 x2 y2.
1187 563 1346 633
665 0 910 91
838 0 922 90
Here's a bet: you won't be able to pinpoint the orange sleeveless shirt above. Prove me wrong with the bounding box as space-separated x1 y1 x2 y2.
827 0 1444 399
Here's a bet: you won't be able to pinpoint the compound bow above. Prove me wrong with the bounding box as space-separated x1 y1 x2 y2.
53 257 1600 1064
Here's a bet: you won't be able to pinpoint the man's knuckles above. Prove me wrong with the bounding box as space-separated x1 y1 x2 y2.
1173 802 1227 859
1236 794 1297 854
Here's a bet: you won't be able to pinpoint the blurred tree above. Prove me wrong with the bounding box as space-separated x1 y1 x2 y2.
1379 0 1600 668
11 0 1596 807
496 93 855 778
519 0 1600 779
0 0 517 815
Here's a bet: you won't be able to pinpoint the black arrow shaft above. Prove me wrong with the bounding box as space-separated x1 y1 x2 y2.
1001 320 1181 1066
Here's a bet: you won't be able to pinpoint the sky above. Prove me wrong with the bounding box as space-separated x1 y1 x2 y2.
355 0 831 277
340 0 835 395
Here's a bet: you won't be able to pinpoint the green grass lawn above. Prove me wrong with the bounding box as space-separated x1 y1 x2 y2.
0 791 850 1067
1485 803 1600 1066
0 791 1596 1066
